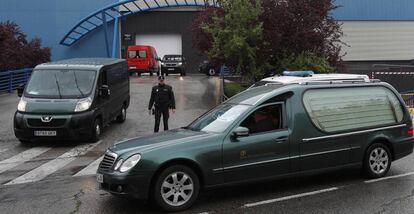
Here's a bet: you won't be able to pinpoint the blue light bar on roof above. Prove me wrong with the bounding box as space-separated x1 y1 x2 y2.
282 70 314 77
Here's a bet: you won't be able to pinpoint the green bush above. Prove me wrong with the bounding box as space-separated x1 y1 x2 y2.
224 82 247 98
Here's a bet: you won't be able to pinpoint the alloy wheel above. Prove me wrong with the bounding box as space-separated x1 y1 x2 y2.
161 171 194 207
369 147 389 174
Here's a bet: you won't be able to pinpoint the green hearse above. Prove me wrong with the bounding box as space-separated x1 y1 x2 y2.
14 58 130 143
97 81 414 211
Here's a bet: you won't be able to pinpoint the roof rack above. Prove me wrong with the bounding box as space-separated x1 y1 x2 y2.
298 79 381 85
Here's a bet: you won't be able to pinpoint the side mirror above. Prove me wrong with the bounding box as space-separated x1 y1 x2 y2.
17 84 25 97
99 85 110 98
232 126 250 138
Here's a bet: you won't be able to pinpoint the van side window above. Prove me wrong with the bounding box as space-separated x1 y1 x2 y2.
240 104 282 135
107 64 126 86
303 87 404 133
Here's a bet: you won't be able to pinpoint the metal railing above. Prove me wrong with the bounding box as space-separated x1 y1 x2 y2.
0 69 33 93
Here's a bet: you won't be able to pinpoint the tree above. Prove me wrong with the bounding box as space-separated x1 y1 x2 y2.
0 21 50 71
199 0 265 82
192 0 344 78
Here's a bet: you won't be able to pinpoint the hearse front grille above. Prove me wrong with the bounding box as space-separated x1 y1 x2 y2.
99 151 118 172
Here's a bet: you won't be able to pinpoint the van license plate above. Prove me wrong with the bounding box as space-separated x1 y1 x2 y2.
97 173 103 183
168 68 175 71
34 131 57 136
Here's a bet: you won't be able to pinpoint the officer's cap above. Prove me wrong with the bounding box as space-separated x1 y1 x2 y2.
158 76 165 80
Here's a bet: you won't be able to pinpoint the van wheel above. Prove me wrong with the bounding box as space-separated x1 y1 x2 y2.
19 139 31 144
165 72 169 76
153 165 199 212
208 68 216 76
150 72 153 76
90 119 101 142
364 143 392 178
137 72 141 77
116 105 127 123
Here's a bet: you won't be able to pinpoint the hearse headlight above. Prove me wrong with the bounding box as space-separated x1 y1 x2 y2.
119 154 141 173
113 158 123 171
17 98 27 112
74 98 92 112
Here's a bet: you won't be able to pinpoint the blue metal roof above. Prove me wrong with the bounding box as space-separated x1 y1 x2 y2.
333 0 414 20
60 0 220 46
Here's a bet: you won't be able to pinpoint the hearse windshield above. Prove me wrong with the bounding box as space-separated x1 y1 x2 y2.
25 69 97 99
186 104 250 133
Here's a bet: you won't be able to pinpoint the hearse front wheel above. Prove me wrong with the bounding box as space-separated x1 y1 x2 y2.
153 165 200 212
364 143 391 178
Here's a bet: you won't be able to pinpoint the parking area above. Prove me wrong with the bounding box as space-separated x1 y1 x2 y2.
0 75 414 214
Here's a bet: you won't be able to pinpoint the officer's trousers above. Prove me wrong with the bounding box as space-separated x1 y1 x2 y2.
154 107 169 132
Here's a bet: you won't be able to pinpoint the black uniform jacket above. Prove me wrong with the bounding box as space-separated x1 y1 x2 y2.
148 84 176 110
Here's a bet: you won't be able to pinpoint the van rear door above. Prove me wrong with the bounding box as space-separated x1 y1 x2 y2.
127 48 149 70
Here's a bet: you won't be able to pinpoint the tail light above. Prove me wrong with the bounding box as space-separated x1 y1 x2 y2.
407 127 414 136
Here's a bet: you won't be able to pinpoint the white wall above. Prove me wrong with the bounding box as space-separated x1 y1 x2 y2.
341 21 414 61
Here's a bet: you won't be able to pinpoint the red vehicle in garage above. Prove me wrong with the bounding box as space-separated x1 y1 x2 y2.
126 45 160 76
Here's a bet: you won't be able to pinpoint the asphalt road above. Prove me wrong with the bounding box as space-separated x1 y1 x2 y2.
0 75 414 214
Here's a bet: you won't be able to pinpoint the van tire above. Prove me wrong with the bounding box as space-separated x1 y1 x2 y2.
137 72 141 77
90 118 101 143
19 139 32 144
363 143 392 178
150 72 153 76
165 72 169 76
116 105 127 123
208 68 216 76
153 165 200 212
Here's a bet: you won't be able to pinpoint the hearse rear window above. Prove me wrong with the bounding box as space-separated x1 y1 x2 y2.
303 87 404 133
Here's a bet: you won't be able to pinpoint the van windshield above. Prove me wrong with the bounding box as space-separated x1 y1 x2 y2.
25 69 97 99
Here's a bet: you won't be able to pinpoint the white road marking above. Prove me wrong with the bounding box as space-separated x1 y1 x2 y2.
73 156 104 177
5 141 101 185
365 171 414 184
242 187 339 208
0 147 51 174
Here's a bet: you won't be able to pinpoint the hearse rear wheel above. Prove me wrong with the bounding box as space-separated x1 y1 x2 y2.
364 143 391 178
153 165 200 212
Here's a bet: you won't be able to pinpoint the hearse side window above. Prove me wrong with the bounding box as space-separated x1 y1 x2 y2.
240 104 282 134
302 87 404 133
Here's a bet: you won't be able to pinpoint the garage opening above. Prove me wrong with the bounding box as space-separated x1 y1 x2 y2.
135 34 182 59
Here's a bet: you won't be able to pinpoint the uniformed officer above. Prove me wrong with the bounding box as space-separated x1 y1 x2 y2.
148 76 176 132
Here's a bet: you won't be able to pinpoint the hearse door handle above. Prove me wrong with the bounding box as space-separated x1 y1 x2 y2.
274 137 288 143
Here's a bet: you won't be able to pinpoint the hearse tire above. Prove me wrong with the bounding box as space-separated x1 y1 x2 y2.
153 165 200 212
363 143 392 179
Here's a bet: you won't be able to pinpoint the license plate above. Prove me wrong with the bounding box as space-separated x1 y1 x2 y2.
129 66 136 69
34 131 57 136
168 68 175 71
96 173 103 183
